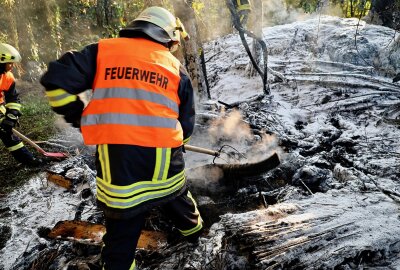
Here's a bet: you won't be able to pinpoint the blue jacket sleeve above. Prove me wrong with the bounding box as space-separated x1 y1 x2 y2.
177 66 195 144
41 43 98 93
40 44 98 127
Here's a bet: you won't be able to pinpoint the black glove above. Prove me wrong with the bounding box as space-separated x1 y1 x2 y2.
0 118 14 134
52 98 84 130
0 110 20 134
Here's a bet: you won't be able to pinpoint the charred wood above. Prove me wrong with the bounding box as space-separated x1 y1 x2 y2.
217 191 400 269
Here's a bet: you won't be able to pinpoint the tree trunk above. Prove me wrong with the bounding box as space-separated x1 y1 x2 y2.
1 0 19 76
143 0 164 7
247 0 263 77
96 0 111 27
172 0 207 100
350 0 354 17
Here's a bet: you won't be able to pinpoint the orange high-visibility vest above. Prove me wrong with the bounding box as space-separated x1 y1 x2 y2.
0 72 15 104
81 38 183 148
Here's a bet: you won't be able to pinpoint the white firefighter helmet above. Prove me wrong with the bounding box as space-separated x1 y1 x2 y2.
0 43 21 63
120 6 189 45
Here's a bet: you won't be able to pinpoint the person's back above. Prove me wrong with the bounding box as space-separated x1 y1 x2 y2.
41 6 203 270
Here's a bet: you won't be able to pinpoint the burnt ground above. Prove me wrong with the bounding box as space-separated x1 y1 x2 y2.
1 16 400 270
3 80 400 269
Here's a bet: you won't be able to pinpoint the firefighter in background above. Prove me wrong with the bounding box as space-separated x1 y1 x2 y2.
0 43 41 166
41 6 203 270
233 0 252 28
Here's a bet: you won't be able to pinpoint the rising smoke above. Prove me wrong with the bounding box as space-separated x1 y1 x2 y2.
205 109 283 164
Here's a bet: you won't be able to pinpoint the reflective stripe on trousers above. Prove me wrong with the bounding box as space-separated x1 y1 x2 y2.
96 145 185 210
178 191 203 236
97 171 185 209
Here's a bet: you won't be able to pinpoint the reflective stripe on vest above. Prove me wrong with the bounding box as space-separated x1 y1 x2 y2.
81 38 183 147
83 113 178 128
91 87 179 114
96 170 186 209
0 72 15 104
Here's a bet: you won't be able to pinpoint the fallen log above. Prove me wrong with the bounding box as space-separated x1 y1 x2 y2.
220 191 400 269
285 72 400 89
47 220 167 250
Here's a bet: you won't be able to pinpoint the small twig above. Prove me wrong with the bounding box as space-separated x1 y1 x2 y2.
217 100 237 109
23 238 33 254
259 191 268 208
299 179 313 195
383 30 398 49
314 203 338 206
205 51 223 63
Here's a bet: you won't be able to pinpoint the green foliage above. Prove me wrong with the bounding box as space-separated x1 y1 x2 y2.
192 0 205 16
19 90 57 140
333 0 371 17
194 0 231 41
285 0 372 17
301 0 320 13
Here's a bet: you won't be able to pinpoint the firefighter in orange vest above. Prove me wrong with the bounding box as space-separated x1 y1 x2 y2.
40 6 203 270
0 43 42 166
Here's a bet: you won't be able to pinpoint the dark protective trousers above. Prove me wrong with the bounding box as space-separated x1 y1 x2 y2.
102 189 203 270
0 130 34 164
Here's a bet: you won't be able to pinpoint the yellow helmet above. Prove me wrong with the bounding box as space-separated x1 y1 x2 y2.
0 43 21 63
120 6 189 45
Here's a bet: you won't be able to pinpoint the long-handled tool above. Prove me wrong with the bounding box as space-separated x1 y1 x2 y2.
184 144 247 163
12 128 69 159
184 144 220 157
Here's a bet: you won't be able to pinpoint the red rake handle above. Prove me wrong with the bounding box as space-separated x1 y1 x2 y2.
12 128 68 158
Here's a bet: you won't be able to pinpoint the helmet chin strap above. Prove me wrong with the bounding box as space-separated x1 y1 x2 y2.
176 18 190 41
169 18 189 53
169 42 179 53
0 63 6 74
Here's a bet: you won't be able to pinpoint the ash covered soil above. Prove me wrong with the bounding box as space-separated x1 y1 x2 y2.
1 16 400 270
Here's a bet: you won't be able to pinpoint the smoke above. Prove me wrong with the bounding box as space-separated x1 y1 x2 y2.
202 109 283 164
261 0 346 27
247 133 282 163
262 0 314 27
208 109 252 145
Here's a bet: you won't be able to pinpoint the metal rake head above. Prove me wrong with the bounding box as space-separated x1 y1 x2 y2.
213 144 247 164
